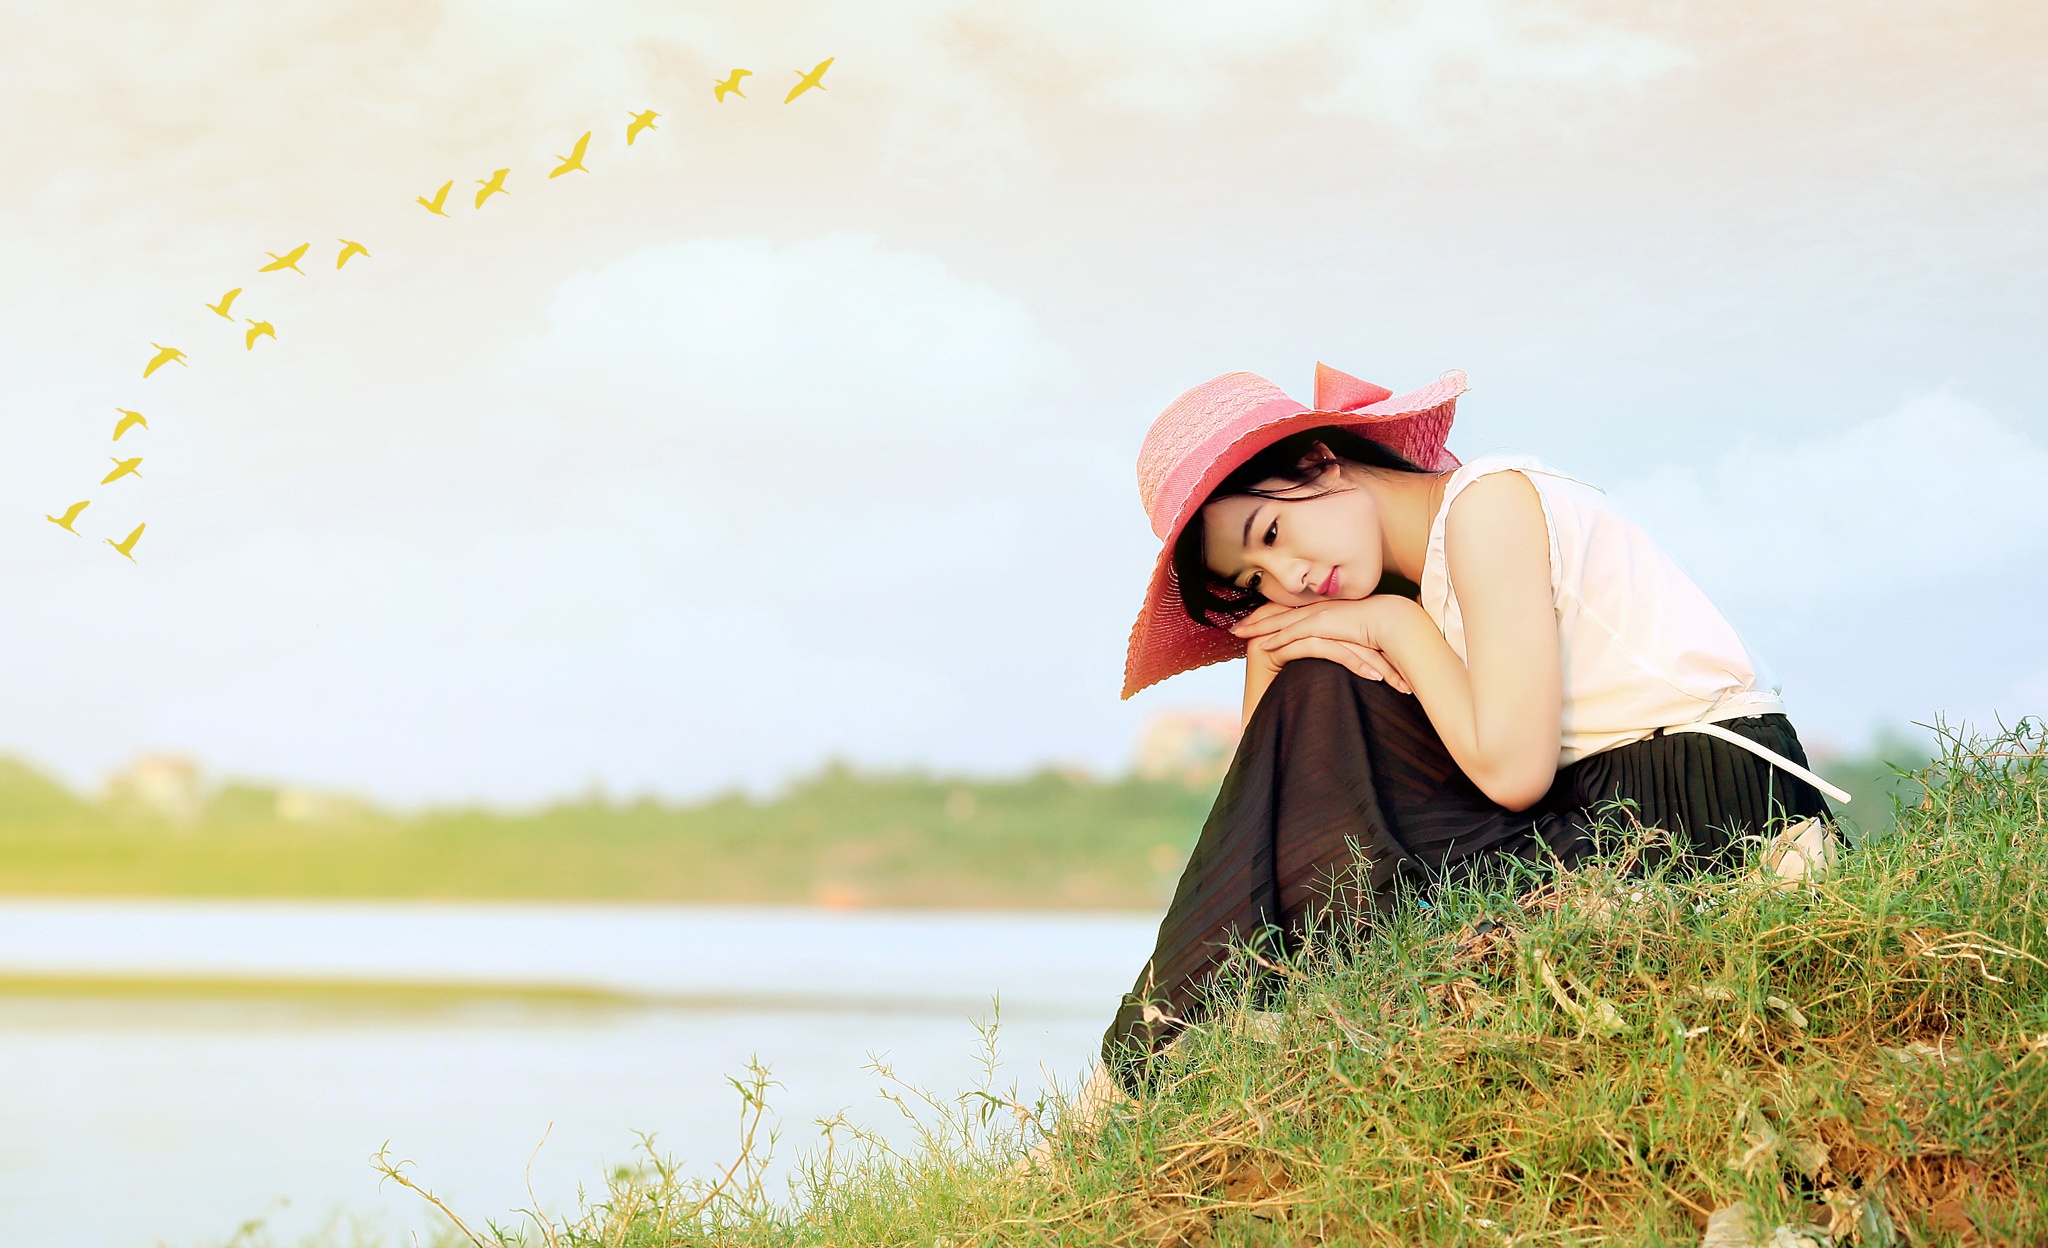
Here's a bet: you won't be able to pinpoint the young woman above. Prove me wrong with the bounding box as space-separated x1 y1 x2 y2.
1098 364 1842 1094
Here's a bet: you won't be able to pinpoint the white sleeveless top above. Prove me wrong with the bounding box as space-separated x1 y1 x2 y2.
1418 455 1784 766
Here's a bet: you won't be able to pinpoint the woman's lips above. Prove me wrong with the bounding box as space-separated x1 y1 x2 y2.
1319 568 1340 597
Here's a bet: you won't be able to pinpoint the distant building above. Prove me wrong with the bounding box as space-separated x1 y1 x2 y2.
103 753 205 825
274 787 368 825
1135 710 1242 786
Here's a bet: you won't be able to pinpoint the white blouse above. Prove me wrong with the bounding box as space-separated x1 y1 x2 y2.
1418 455 1785 767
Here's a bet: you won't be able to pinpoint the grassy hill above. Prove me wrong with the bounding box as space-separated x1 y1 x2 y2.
415 719 2046 1247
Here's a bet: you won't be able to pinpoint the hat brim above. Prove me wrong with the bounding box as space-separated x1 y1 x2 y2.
1120 371 1467 699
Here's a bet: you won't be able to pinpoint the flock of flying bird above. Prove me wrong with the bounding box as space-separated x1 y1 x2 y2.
44 57 836 564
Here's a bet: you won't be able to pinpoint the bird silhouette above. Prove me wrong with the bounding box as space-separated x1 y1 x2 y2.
105 523 145 562
475 168 511 208
45 500 89 534
336 239 370 268
549 132 591 178
418 180 454 216
244 319 276 350
259 243 310 274
715 68 751 101
102 457 143 484
626 109 659 144
143 344 187 378
206 288 242 319
113 408 148 440
785 57 833 103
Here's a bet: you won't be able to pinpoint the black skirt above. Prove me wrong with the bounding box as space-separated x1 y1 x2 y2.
1103 657 1831 1090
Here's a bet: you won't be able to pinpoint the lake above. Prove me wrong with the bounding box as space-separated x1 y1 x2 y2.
0 901 1160 1247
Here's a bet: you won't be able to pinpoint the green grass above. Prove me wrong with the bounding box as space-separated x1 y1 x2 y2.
386 718 2042 1247
0 761 1215 909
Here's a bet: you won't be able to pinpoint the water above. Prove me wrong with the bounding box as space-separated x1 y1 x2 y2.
0 901 1159 1247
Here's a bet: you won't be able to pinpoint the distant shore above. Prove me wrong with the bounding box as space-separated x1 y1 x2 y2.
0 761 1215 910
0 747 1921 909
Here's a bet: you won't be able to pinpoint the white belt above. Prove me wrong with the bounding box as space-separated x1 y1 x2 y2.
1662 721 1853 805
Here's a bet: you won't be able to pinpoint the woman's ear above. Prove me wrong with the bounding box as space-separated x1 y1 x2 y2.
1298 440 1343 482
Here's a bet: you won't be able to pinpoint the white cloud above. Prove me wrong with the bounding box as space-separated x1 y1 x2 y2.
1117 0 1691 120
1602 393 2048 746
1611 393 2048 609
505 233 1072 448
0 0 1702 247
0 232 1142 803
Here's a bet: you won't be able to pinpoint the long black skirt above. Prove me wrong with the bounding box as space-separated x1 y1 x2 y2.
1103 658 1831 1091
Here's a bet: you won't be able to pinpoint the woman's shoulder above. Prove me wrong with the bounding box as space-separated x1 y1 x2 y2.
1444 455 1606 523
1441 461 1554 580
1440 455 1558 531
1427 455 1575 596
1444 464 1545 530
1447 452 1544 483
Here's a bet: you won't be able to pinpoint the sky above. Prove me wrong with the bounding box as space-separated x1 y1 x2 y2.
2 0 2044 804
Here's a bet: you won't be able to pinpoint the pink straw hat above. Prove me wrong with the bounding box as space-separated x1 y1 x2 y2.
1121 363 1469 699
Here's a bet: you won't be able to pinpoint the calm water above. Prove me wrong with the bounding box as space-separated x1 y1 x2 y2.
0 901 1158 1247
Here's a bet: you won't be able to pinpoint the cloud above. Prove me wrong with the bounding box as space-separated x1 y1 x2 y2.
0 231 1125 803
0 0 1700 244
1611 393 2048 610
483 234 1107 749
1603 392 2048 744
1029 0 1692 123
505 233 1072 449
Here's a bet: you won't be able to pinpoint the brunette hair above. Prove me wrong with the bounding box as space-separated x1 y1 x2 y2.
1171 426 1427 628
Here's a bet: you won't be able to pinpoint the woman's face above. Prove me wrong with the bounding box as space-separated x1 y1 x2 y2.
1199 464 1384 608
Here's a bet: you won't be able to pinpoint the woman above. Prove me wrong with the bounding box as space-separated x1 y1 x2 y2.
1098 364 1841 1095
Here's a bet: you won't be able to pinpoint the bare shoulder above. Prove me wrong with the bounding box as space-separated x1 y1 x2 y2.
1444 469 1551 600
1444 469 1546 547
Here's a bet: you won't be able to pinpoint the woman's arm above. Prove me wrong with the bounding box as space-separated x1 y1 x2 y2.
1387 471 1561 807
1238 606 1413 724
1234 472 1561 809
1241 637 1281 725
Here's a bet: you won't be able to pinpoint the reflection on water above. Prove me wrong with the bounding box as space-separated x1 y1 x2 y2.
0 902 1157 1248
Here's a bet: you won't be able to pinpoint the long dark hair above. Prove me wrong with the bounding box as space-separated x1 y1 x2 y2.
1172 426 1428 628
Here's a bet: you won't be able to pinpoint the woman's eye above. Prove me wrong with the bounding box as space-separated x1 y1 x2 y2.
1246 572 1263 592
1263 521 1278 547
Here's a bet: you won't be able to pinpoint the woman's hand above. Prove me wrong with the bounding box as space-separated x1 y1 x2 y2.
1233 597 1419 694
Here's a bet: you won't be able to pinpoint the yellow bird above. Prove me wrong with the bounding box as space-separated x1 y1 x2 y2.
245 319 276 350
418 180 454 216
259 243 310 274
475 168 510 208
714 68 751 101
106 522 146 562
45 500 89 535
113 408 148 440
102 457 143 485
143 343 187 378
626 109 659 145
206 288 242 319
336 238 370 268
549 132 591 178
785 57 833 103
